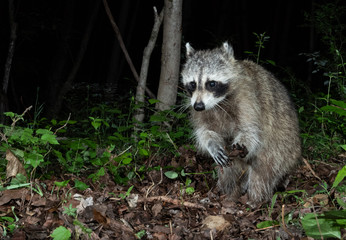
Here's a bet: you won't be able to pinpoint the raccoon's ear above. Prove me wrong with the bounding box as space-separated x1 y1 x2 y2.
186 43 195 57
221 42 234 59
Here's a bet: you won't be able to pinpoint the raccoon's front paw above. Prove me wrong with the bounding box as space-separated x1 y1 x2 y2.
208 143 229 167
229 143 248 158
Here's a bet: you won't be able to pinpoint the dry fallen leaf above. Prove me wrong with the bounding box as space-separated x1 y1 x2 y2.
202 215 231 232
93 207 109 225
151 202 163 217
6 149 27 178
0 189 28 206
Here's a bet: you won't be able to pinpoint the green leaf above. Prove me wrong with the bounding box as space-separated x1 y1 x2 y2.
269 192 279 217
139 132 148 138
180 169 186 177
148 99 160 104
36 129 52 135
122 157 132 165
298 106 304 113
320 105 346 116
51 226 71 240
301 212 342 239
135 229 146 239
0 216 15 223
185 178 192 186
10 174 27 185
256 220 279 229
164 171 178 179
266 60 276 66
185 186 195 195
25 152 44 168
74 180 89 191
41 133 59 145
149 114 167 122
63 204 77 218
330 99 346 109
139 148 149 156
4 112 15 118
54 180 70 187
332 165 346 189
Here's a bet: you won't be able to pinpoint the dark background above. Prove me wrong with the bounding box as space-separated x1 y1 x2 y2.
0 0 340 117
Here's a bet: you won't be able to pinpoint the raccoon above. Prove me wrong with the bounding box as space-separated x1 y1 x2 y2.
181 42 301 206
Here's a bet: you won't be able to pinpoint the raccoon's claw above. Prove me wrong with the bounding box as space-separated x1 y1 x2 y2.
229 143 248 158
212 148 229 167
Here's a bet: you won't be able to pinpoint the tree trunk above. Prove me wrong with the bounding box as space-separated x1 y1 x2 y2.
156 0 183 111
1 0 17 122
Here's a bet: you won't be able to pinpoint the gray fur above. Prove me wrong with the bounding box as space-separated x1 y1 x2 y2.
181 42 301 206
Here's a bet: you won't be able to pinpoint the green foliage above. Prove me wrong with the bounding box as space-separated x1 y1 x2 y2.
0 207 18 237
301 210 346 239
163 168 213 196
51 226 71 240
299 96 345 159
332 165 346 189
118 185 134 199
0 114 60 178
244 32 276 66
63 204 77 218
299 2 346 158
0 93 191 188
135 229 146 239
74 180 89 191
256 220 279 229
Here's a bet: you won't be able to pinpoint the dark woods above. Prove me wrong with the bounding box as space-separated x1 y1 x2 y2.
0 0 344 118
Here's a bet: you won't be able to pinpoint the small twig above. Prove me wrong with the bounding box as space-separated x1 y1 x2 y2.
145 167 163 198
117 146 132 158
0 132 8 143
138 195 206 210
303 157 322 181
11 106 33 128
281 204 294 238
166 133 178 152
169 220 173 235
254 224 280 231
54 113 71 135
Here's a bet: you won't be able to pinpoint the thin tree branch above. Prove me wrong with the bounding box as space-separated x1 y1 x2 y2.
134 7 164 123
103 0 156 99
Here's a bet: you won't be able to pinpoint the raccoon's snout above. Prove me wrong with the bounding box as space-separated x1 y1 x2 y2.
194 101 205 111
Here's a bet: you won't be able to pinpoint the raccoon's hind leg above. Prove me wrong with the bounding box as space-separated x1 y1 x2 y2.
246 165 277 207
218 159 248 200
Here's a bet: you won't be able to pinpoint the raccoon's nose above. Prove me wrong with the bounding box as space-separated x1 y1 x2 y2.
194 101 205 111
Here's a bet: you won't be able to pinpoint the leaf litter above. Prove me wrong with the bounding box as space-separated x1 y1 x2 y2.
0 149 345 239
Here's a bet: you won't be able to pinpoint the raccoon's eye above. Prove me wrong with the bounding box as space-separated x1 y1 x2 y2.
185 81 196 95
208 81 216 88
188 82 196 91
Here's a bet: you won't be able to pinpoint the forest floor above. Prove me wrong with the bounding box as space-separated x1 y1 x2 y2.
1 148 345 240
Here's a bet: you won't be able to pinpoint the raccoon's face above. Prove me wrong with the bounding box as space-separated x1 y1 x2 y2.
181 42 235 111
